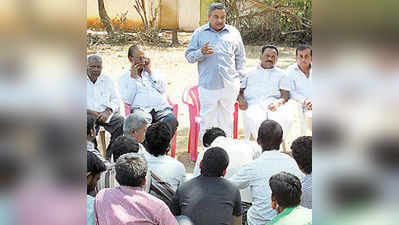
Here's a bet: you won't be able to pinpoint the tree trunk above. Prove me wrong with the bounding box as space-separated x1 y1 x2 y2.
98 0 114 36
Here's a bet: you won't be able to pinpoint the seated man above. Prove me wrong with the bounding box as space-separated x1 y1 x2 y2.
143 121 185 191
267 172 312 225
283 45 312 134
87 114 109 167
123 109 152 153
171 147 243 225
229 120 304 225
87 151 107 225
193 127 261 202
237 45 292 140
291 136 312 209
87 54 124 159
95 153 178 225
118 45 178 138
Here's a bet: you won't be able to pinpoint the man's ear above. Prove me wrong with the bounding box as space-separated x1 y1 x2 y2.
128 56 134 63
222 169 227 177
271 195 277 209
141 177 146 186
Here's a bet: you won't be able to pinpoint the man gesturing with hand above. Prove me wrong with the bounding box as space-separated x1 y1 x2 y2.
185 2 246 142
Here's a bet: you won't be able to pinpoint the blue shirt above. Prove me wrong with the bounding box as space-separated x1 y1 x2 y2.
87 195 95 225
185 23 246 90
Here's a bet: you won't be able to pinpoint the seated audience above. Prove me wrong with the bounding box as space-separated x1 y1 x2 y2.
95 153 178 225
229 120 304 225
87 151 107 225
171 147 243 225
267 172 312 225
291 136 312 209
193 127 261 202
143 121 185 191
123 109 152 153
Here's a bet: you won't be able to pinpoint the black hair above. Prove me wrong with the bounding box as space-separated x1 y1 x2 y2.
269 172 302 208
87 151 106 176
291 136 312 174
257 120 283 151
145 122 171 157
87 114 96 136
110 136 140 161
262 45 279 56
115 153 147 187
296 45 312 56
203 127 226 147
200 147 229 177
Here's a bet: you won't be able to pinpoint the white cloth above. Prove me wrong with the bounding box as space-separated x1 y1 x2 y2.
229 150 304 225
118 70 169 112
241 65 293 139
143 151 186 192
192 136 262 202
199 79 240 140
283 63 312 103
87 74 120 113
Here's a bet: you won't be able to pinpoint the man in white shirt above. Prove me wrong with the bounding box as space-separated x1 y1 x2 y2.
87 54 124 159
192 127 261 203
283 45 312 134
118 45 178 138
237 45 292 140
229 120 304 225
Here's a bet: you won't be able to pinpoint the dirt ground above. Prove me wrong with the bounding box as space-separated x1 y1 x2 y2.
90 32 299 175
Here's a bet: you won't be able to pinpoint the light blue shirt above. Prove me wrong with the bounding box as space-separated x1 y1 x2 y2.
185 23 246 90
87 195 95 225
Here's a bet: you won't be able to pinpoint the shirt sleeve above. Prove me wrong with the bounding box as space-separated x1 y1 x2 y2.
159 204 179 225
232 188 243 216
284 69 308 103
229 164 252 189
234 30 247 82
147 70 167 94
185 29 205 63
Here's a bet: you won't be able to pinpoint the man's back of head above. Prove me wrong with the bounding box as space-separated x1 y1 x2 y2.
145 121 172 157
203 127 226 147
200 147 229 177
291 136 312 175
257 120 283 151
269 172 302 210
87 151 107 194
123 109 151 143
110 136 140 161
115 153 147 187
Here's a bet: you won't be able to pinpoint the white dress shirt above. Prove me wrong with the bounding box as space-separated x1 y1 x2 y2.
242 65 288 106
229 150 304 225
192 136 262 202
87 74 120 113
118 70 169 112
283 63 312 103
143 151 186 191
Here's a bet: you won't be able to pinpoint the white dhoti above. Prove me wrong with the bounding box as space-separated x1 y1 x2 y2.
243 100 294 140
199 80 240 143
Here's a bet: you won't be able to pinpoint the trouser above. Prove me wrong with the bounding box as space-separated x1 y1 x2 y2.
95 113 124 159
199 81 240 144
243 102 293 140
131 107 178 138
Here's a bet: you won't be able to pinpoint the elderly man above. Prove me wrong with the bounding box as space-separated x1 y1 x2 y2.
123 109 152 153
238 45 292 140
229 120 304 225
95 153 178 225
185 2 246 140
87 54 124 159
118 45 178 138
283 45 312 134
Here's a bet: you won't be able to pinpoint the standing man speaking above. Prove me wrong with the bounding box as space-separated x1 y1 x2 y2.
185 2 246 140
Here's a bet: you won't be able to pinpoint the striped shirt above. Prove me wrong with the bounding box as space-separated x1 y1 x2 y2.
301 174 312 209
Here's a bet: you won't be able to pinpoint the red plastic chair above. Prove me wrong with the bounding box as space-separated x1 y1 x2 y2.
182 85 238 162
123 94 178 158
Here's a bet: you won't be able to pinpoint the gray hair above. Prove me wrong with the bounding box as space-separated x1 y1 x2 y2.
208 2 226 16
115 153 147 187
123 109 152 135
87 54 102 64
